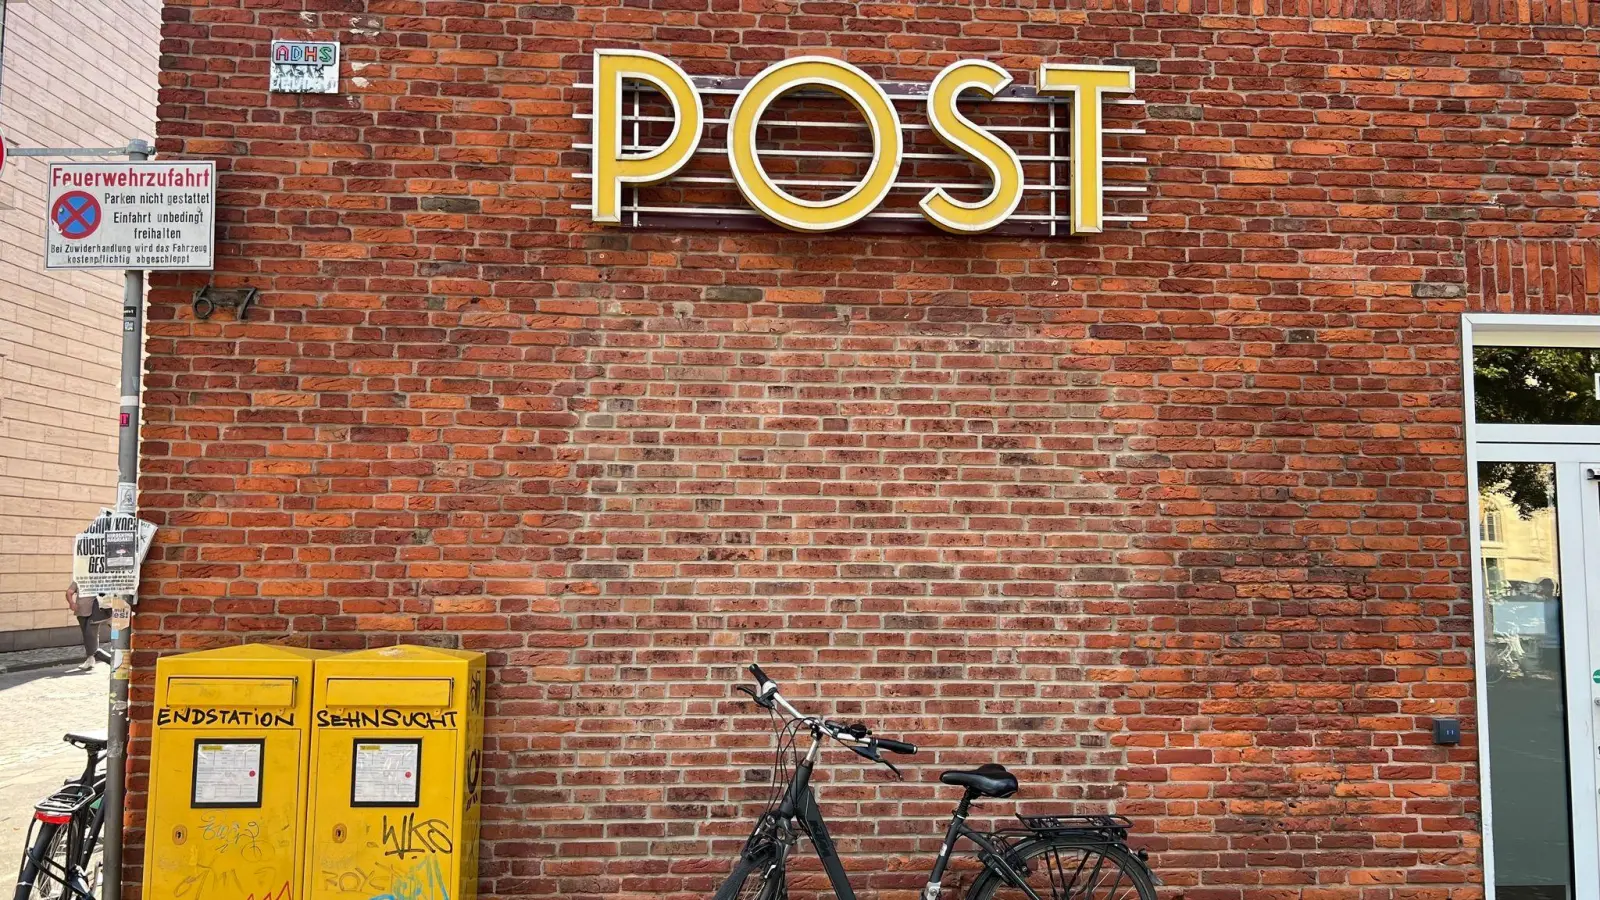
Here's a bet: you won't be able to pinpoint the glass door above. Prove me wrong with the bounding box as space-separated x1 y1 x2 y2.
1475 448 1600 900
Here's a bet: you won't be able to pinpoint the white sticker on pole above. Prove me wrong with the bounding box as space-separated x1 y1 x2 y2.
45 161 215 271
115 481 136 513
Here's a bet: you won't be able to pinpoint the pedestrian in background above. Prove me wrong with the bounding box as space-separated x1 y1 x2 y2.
64 581 107 672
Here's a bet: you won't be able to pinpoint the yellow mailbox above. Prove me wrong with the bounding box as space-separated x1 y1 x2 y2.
145 644 330 900
305 645 485 900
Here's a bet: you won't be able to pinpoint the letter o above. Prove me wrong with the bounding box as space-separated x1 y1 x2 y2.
727 57 902 233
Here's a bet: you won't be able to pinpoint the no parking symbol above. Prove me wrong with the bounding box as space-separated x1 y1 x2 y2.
51 191 101 239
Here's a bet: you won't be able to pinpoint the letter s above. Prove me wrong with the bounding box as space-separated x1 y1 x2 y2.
920 60 1025 234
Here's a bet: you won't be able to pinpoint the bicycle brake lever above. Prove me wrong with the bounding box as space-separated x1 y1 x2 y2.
847 743 903 779
737 685 774 710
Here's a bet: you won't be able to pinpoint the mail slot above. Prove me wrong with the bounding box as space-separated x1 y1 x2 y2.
166 677 297 708
322 677 453 709
144 644 330 900
305 645 486 900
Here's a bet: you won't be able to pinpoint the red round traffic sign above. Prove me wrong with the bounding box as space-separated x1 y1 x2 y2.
51 191 102 240
0 127 7 181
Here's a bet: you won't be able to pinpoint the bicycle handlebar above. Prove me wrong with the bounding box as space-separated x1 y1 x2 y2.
874 737 918 755
743 664 918 758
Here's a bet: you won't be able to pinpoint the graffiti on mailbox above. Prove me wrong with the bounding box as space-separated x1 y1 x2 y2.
373 854 451 900
316 709 458 729
321 857 451 900
321 856 451 900
199 815 270 860
157 707 296 727
464 750 481 810
170 816 294 900
380 812 454 859
323 864 389 895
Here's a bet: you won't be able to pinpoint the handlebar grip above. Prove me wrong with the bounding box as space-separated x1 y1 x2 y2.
749 663 770 684
875 737 918 755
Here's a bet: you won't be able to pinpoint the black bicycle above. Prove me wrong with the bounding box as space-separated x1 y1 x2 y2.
13 731 107 900
714 665 1160 900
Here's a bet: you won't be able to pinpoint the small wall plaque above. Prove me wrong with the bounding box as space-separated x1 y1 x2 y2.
270 41 339 94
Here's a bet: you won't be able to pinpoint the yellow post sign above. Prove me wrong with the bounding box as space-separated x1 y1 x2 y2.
304 646 486 900
587 51 1138 235
144 644 331 900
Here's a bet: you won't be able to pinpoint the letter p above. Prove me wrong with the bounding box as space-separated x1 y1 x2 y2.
592 50 704 224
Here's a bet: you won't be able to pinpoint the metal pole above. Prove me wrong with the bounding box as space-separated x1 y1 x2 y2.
6 147 150 157
103 138 151 900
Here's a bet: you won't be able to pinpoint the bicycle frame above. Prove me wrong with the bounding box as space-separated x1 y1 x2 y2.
764 731 1043 900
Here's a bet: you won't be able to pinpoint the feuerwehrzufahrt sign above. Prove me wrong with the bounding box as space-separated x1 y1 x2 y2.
45 161 216 270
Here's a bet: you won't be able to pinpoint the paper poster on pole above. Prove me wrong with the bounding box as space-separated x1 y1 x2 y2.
192 739 263 808
45 161 215 270
72 509 158 595
351 740 421 807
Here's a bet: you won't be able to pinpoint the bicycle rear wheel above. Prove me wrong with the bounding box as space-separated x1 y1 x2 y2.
965 835 1156 900
13 823 64 900
711 841 786 900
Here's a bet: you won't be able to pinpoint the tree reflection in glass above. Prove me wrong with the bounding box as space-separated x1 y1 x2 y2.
1478 462 1571 900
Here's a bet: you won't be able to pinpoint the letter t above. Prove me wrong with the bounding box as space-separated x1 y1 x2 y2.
1037 64 1136 235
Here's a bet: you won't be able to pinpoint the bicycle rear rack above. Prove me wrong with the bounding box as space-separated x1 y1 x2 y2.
1015 814 1133 842
35 782 96 820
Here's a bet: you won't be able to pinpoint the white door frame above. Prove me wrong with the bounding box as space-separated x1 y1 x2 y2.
1473 445 1600 900
1465 313 1600 900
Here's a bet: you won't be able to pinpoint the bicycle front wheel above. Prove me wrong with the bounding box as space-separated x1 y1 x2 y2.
711 841 786 900
966 836 1157 900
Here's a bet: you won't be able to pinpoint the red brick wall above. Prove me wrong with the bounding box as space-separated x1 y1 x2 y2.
137 2 1600 898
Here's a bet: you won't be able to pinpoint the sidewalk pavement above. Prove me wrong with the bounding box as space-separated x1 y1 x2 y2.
0 662 108 852
0 645 82 674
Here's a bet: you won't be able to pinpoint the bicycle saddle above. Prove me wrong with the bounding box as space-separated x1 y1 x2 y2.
940 764 1018 798
65 731 107 750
